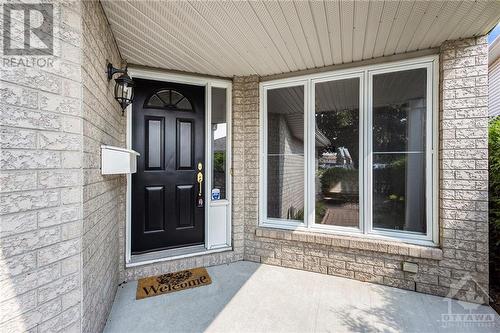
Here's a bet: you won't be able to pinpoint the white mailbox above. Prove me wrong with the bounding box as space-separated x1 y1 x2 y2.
101 145 140 175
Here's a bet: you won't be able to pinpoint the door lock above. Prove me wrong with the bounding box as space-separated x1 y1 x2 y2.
196 162 204 207
197 171 203 196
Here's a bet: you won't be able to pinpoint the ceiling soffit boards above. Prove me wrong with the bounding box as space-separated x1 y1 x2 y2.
101 0 500 77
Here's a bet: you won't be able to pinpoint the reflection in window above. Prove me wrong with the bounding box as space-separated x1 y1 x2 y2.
267 85 305 221
314 78 360 228
372 68 427 233
178 121 192 169
211 87 227 200
147 119 162 169
145 89 193 111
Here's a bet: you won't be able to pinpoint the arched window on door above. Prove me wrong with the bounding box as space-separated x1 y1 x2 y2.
145 89 193 111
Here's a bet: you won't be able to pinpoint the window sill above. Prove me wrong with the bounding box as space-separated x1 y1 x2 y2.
255 227 443 260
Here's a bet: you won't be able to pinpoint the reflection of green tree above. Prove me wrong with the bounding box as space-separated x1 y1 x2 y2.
374 156 406 199
214 152 225 172
315 201 326 222
316 105 411 166
372 104 409 151
489 117 500 285
373 156 407 230
316 110 359 167
319 168 358 196
288 208 304 221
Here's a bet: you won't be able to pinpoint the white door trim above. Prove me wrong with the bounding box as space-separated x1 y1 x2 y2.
125 67 232 266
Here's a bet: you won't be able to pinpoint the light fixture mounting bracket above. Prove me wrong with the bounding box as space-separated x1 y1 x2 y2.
107 62 127 81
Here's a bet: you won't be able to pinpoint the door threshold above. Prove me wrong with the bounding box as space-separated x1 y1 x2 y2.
127 244 232 268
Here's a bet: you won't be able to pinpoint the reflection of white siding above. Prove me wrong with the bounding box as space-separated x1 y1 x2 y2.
268 114 304 219
489 58 500 117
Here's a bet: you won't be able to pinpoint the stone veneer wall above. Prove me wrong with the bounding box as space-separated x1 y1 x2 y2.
241 36 489 303
233 76 260 257
439 36 489 299
0 1 84 332
80 1 124 333
1 1 130 332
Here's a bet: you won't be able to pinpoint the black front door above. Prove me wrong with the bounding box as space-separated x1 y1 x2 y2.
132 78 205 254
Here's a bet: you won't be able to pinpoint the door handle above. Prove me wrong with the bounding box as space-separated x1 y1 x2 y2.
197 162 203 196
196 162 204 207
197 171 203 196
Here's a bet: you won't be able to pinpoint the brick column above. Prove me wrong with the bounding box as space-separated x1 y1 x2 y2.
438 36 489 301
232 76 260 260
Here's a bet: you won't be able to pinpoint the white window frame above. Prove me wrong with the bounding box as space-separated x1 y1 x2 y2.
310 72 365 235
259 55 439 246
260 79 309 229
206 82 233 248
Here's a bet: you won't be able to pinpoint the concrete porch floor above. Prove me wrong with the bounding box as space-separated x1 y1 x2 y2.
104 262 500 333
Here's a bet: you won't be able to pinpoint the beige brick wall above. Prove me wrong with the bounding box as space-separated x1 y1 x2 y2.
439 36 489 299
81 1 124 333
0 1 84 332
239 36 489 303
0 1 131 332
232 76 260 262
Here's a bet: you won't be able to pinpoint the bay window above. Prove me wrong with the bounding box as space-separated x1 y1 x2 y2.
260 57 437 244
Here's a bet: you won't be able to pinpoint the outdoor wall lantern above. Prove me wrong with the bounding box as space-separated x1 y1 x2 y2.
107 62 135 114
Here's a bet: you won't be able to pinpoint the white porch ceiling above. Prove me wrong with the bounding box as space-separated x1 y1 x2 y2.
101 0 500 78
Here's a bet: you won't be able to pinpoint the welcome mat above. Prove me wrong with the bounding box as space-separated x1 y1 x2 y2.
136 267 212 300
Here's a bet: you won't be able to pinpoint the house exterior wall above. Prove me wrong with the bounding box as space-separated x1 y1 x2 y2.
439 36 489 299
0 3 491 331
0 1 128 332
80 1 124 333
0 1 84 332
489 57 500 118
241 36 489 303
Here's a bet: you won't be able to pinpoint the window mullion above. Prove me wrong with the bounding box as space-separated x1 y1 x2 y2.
305 80 309 229
426 63 434 242
364 69 371 235
307 79 314 229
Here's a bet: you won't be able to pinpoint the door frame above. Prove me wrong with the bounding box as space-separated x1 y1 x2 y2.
125 67 232 266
